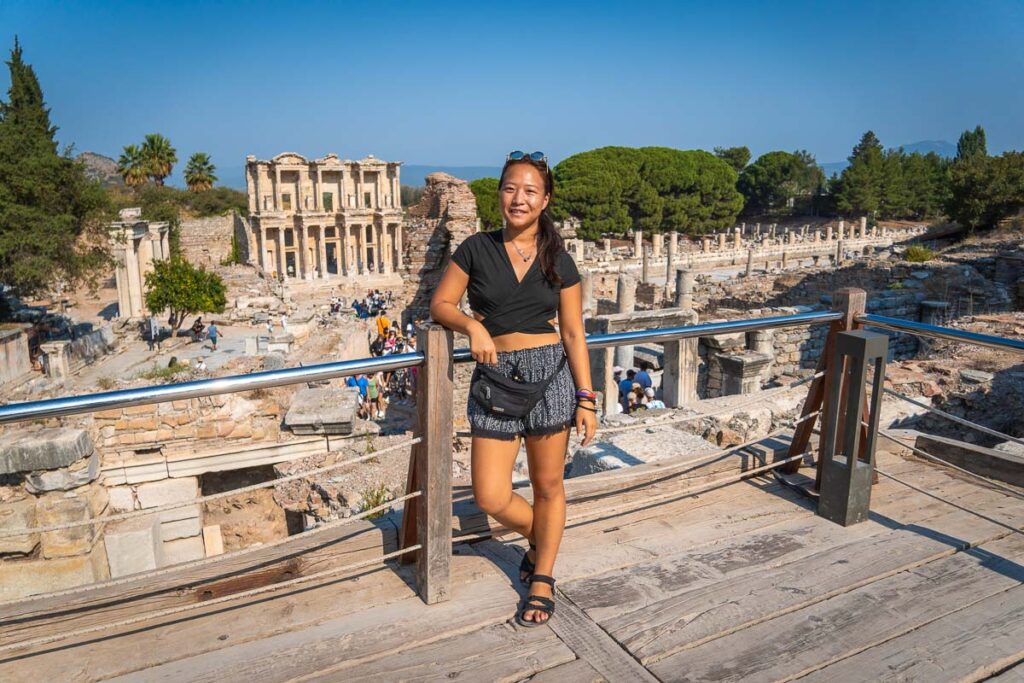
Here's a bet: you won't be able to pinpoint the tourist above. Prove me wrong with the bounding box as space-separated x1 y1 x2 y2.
631 383 647 412
353 373 370 419
147 315 160 351
644 386 666 410
376 311 391 338
190 317 204 343
370 333 385 357
405 320 414 339
195 357 208 372
280 314 289 333
207 322 220 351
265 318 274 335
428 151 596 627
618 369 636 413
384 328 398 354
372 370 387 419
635 361 653 390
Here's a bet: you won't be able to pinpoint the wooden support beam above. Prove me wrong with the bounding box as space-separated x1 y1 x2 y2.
412 324 453 604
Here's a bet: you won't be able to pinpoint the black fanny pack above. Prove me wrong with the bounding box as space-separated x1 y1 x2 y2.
471 355 567 418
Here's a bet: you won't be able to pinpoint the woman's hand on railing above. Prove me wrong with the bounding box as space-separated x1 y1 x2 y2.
575 399 598 447
467 323 498 365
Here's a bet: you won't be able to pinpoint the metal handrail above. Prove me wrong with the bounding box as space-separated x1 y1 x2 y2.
0 310 841 425
858 313 1024 354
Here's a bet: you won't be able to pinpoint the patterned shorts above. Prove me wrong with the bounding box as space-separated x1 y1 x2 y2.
467 342 576 441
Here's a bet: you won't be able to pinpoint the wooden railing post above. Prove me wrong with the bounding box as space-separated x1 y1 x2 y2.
399 324 453 604
783 287 866 480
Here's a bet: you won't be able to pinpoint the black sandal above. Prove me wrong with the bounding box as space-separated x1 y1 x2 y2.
518 541 537 586
516 574 556 628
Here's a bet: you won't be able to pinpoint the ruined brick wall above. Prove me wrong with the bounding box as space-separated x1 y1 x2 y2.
179 214 238 268
401 173 478 325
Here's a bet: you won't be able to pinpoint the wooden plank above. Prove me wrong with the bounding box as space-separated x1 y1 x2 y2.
0 519 394 637
415 324 453 604
651 533 1024 682
477 539 659 683
990 662 1024 682
799 583 1024 683
302 622 576 683
3 548 520 682
606 508 1014 667
526 658 609 683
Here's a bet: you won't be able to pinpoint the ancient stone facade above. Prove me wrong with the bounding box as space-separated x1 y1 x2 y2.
246 153 403 281
402 172 478 324
109 208 171 319
179 214 251 268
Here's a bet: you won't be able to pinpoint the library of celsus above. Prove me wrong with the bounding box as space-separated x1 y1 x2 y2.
245 152 404 281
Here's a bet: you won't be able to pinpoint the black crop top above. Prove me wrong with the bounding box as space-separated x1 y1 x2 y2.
449 230 581 337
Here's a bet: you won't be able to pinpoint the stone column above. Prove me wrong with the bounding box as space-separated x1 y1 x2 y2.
258 226 267 272
755 223 762 239
318 227 328 279
356 225 365 275
315 167 323 211
340 225 350 276
734 228 742 250
603 238 612 257
633 231 642 259
814 230 821 242
276 230 285 280
665 245 675 292
380 226 391 275
614 273 636 369
836 240 844 265
719 352 772 395
394 223 404 271
252 166 261 213
782 250 789 269
652 234 662 259
669 231 678 257
838 220 845 240
770 224 777 239
641 247 650 283
581 270 594 317
789 231 797 245
675 268 695 310
746 248 755 277
860 216 867 239
295 171 304 213
663 311 699 407
124 235 144 317
701 237 710 253
718 233 727 250
274 167 282 211
826 224 833 241
574 238 584 263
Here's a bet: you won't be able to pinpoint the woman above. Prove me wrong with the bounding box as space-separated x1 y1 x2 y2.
430 151 598 627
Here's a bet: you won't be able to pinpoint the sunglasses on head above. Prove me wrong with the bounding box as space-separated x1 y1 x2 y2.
506 150 547 164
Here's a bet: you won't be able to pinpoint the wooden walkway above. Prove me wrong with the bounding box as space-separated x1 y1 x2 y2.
1 447 1023 682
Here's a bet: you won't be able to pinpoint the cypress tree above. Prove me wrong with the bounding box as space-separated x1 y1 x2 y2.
0 38 108 299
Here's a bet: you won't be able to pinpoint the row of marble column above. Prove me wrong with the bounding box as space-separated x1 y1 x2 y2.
252 167 400 214
258 222 403 281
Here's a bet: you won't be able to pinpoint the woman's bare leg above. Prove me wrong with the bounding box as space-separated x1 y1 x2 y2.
521 427 569 624
471 435 535 544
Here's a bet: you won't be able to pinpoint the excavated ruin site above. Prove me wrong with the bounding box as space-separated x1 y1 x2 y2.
1 171 1022 598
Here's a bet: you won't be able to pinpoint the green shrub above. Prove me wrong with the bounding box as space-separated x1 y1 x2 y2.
904 245 935 263
359 483 392 520
136 363 190 382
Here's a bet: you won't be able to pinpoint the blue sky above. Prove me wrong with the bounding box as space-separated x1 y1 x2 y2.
2 0 1022 187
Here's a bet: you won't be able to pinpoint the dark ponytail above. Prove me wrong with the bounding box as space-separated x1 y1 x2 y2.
499 159 564 286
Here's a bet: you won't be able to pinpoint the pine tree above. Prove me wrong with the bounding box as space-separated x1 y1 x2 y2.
0 38 108 298
956 125 988 161
833 131 884 216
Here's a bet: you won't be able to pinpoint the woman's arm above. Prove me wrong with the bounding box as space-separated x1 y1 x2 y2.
558 282 597 447
429 263 498 365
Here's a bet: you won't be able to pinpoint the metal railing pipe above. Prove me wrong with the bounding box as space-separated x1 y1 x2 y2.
0 351 425 425
0 310 841 425
857 314 1024 355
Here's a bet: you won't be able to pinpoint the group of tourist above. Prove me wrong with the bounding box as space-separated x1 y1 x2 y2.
342 312 422 421
614 361 666 414
351 289 394 319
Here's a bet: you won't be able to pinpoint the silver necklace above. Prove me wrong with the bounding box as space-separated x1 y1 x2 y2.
506 230 535 262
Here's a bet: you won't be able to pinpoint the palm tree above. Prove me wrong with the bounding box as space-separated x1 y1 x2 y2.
141 133 177 185
117 144 147 187
184 152 217 192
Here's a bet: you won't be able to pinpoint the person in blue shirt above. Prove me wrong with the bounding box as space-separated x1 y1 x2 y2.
635 362 652 390
618 369 636 413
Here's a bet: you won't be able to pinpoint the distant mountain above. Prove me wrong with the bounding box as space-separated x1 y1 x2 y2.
78 151 123 187
818 139 956 178
401 165 502 187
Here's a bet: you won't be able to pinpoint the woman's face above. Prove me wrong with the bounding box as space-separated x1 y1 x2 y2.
499 162 550 230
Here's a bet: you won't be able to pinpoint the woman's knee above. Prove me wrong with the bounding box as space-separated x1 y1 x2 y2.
473 487 512 515
530 476 564 502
